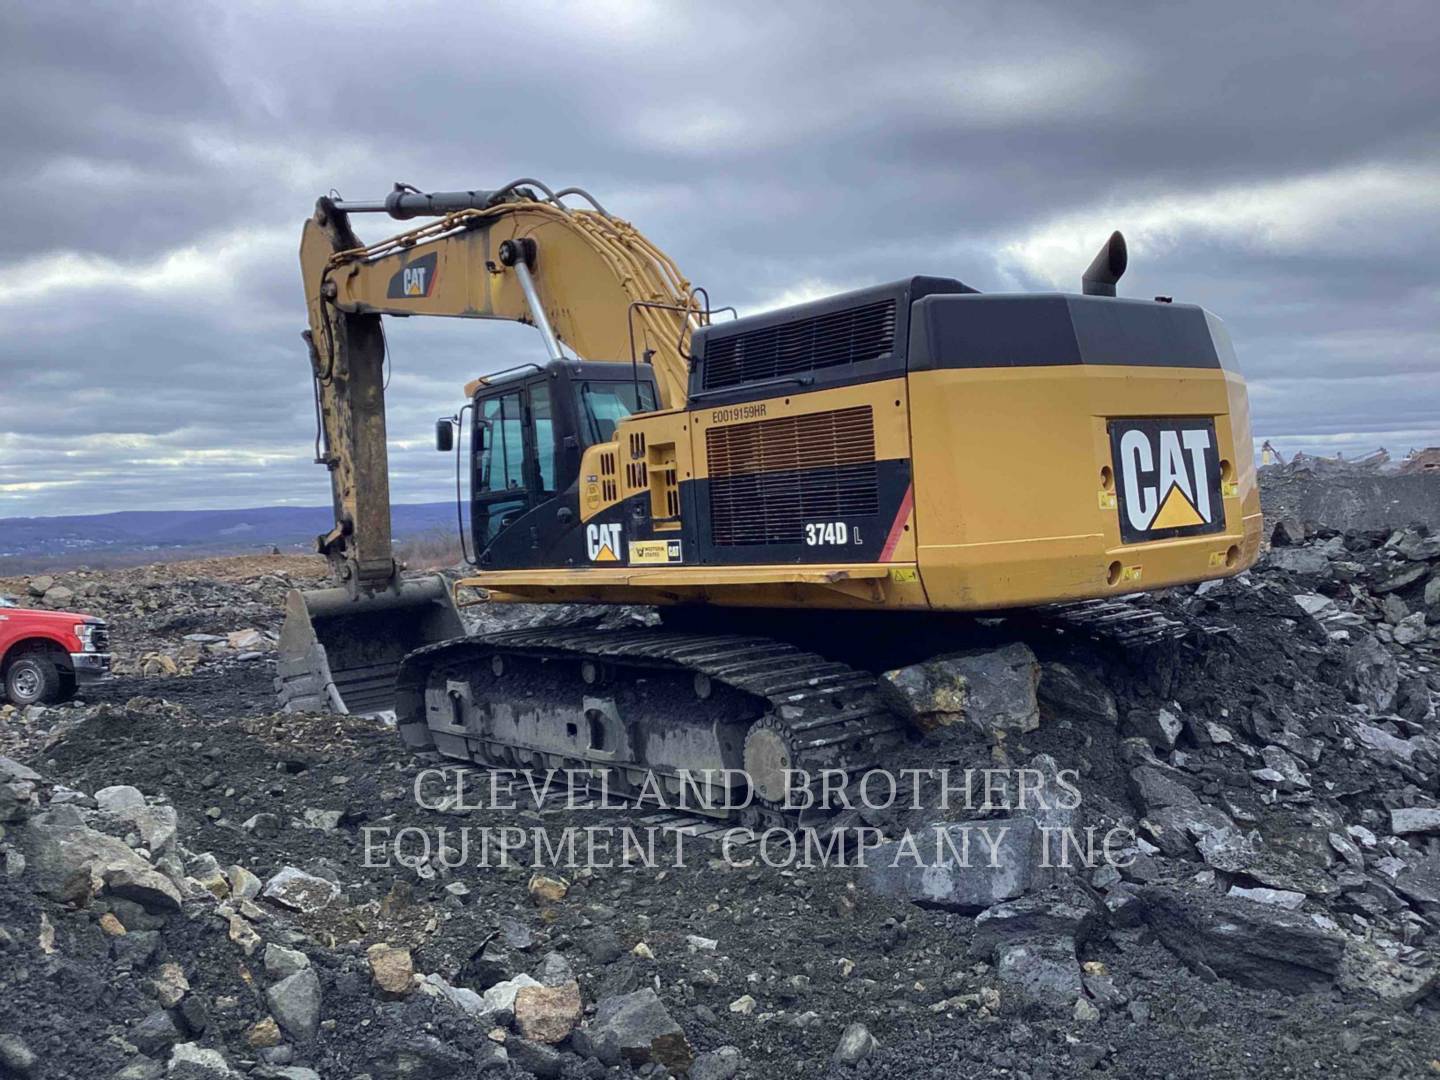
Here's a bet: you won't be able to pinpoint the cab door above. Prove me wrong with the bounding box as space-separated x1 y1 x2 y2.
472 379 570 568
473 388 529 553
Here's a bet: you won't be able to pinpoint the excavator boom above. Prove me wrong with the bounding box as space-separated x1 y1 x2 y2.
279 182 712 714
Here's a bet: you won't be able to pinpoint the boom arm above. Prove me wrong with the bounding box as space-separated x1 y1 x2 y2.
299 185 704 593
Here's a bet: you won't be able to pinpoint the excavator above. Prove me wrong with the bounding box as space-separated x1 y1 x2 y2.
278 178 1262 826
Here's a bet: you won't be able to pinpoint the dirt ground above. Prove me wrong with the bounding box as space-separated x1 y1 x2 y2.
2 529 1439 1078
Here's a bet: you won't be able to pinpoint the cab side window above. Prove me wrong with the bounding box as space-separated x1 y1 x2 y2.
578 381 657 444
478 392 524 494
530 383 557 493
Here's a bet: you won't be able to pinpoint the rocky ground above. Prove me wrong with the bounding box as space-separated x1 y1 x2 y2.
0 556 330 678
3 486 1440 1078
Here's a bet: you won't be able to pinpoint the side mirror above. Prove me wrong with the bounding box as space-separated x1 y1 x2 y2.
435 417 455 452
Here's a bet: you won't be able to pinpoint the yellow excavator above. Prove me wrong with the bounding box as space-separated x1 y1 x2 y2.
278 179 1261 824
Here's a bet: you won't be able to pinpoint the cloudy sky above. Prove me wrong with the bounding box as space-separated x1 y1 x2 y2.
1 1 1437 519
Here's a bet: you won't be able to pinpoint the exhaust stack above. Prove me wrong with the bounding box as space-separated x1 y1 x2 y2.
1082 231 1128 297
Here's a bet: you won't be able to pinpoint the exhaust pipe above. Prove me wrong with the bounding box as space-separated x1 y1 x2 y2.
1082 231 1127 297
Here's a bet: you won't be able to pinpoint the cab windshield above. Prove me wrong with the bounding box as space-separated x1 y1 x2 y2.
577 381 657 444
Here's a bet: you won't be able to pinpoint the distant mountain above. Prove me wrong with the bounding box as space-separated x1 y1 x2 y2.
0 503 457 563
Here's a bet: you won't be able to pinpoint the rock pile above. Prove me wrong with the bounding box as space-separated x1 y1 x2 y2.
0 557 328 679
866 521 1440 1020
1261 453 1440 532
0 753 710 1078
0 515 1437 1077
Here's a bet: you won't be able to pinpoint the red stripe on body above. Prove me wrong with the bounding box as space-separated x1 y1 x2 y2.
880 484 914 562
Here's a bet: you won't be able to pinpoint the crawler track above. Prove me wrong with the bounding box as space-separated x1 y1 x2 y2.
396 626 912 830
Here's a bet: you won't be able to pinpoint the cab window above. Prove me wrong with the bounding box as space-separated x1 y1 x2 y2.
578 381 657 444
530 382 556 493
478 392 524 494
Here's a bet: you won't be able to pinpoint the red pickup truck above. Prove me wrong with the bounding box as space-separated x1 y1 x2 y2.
0 596 111 706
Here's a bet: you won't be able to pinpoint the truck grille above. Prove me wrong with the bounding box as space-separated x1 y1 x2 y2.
701 300 896 391
706 407 878 546
90 623 111 652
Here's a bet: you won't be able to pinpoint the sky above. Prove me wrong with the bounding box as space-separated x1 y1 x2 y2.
1 0 1437 519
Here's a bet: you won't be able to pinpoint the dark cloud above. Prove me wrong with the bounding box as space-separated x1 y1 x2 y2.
1 0 1437 518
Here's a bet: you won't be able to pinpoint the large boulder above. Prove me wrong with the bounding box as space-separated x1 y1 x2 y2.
880 643 1039 735
862 818 1039 911
0 779 36 824
417 973 488 1020
1123 706 1183 750
1347 635 1399 713
1351 721 1423 765
129 805 179 856
262 867 340 913
970 888 1098 960
1394 852 1440 908
584 988 692 1071
0 756 42 783
830 1023 878 1067
130 1010 184 1056
1128 764 1237 860
1038 663 1117 726
1338 941 1440 1007
42 585 76 608
1390 807 1440 837
514 980 582 1044
482 973 543 1023
95 785 146 813
266 968 322 1042
366 943 414 998
995 937 1082 1009
1265 548 1332 577
168 1043 236 1078
23 813 153 905
106 866 182 913
264 943 311 981
1139 885 1344 993
368 1035 477 1079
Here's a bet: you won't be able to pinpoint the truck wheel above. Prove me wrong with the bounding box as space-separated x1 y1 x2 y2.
5 655 64 706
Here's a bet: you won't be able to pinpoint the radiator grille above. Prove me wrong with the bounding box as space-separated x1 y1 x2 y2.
701 300 897 391
706 407 878 546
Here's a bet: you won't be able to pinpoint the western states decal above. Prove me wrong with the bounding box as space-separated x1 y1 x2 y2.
629 539 683 565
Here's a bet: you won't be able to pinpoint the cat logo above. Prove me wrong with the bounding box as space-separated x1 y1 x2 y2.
1109 419 1225 544
586 522 622 562
385 252 438 299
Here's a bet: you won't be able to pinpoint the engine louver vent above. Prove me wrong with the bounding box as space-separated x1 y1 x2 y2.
702 300 897 391
706 407 877 546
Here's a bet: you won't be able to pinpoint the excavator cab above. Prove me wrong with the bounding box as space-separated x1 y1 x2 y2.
457 360 660 570
277 359 663 719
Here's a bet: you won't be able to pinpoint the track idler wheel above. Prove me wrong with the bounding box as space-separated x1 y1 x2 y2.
742 715 801 806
